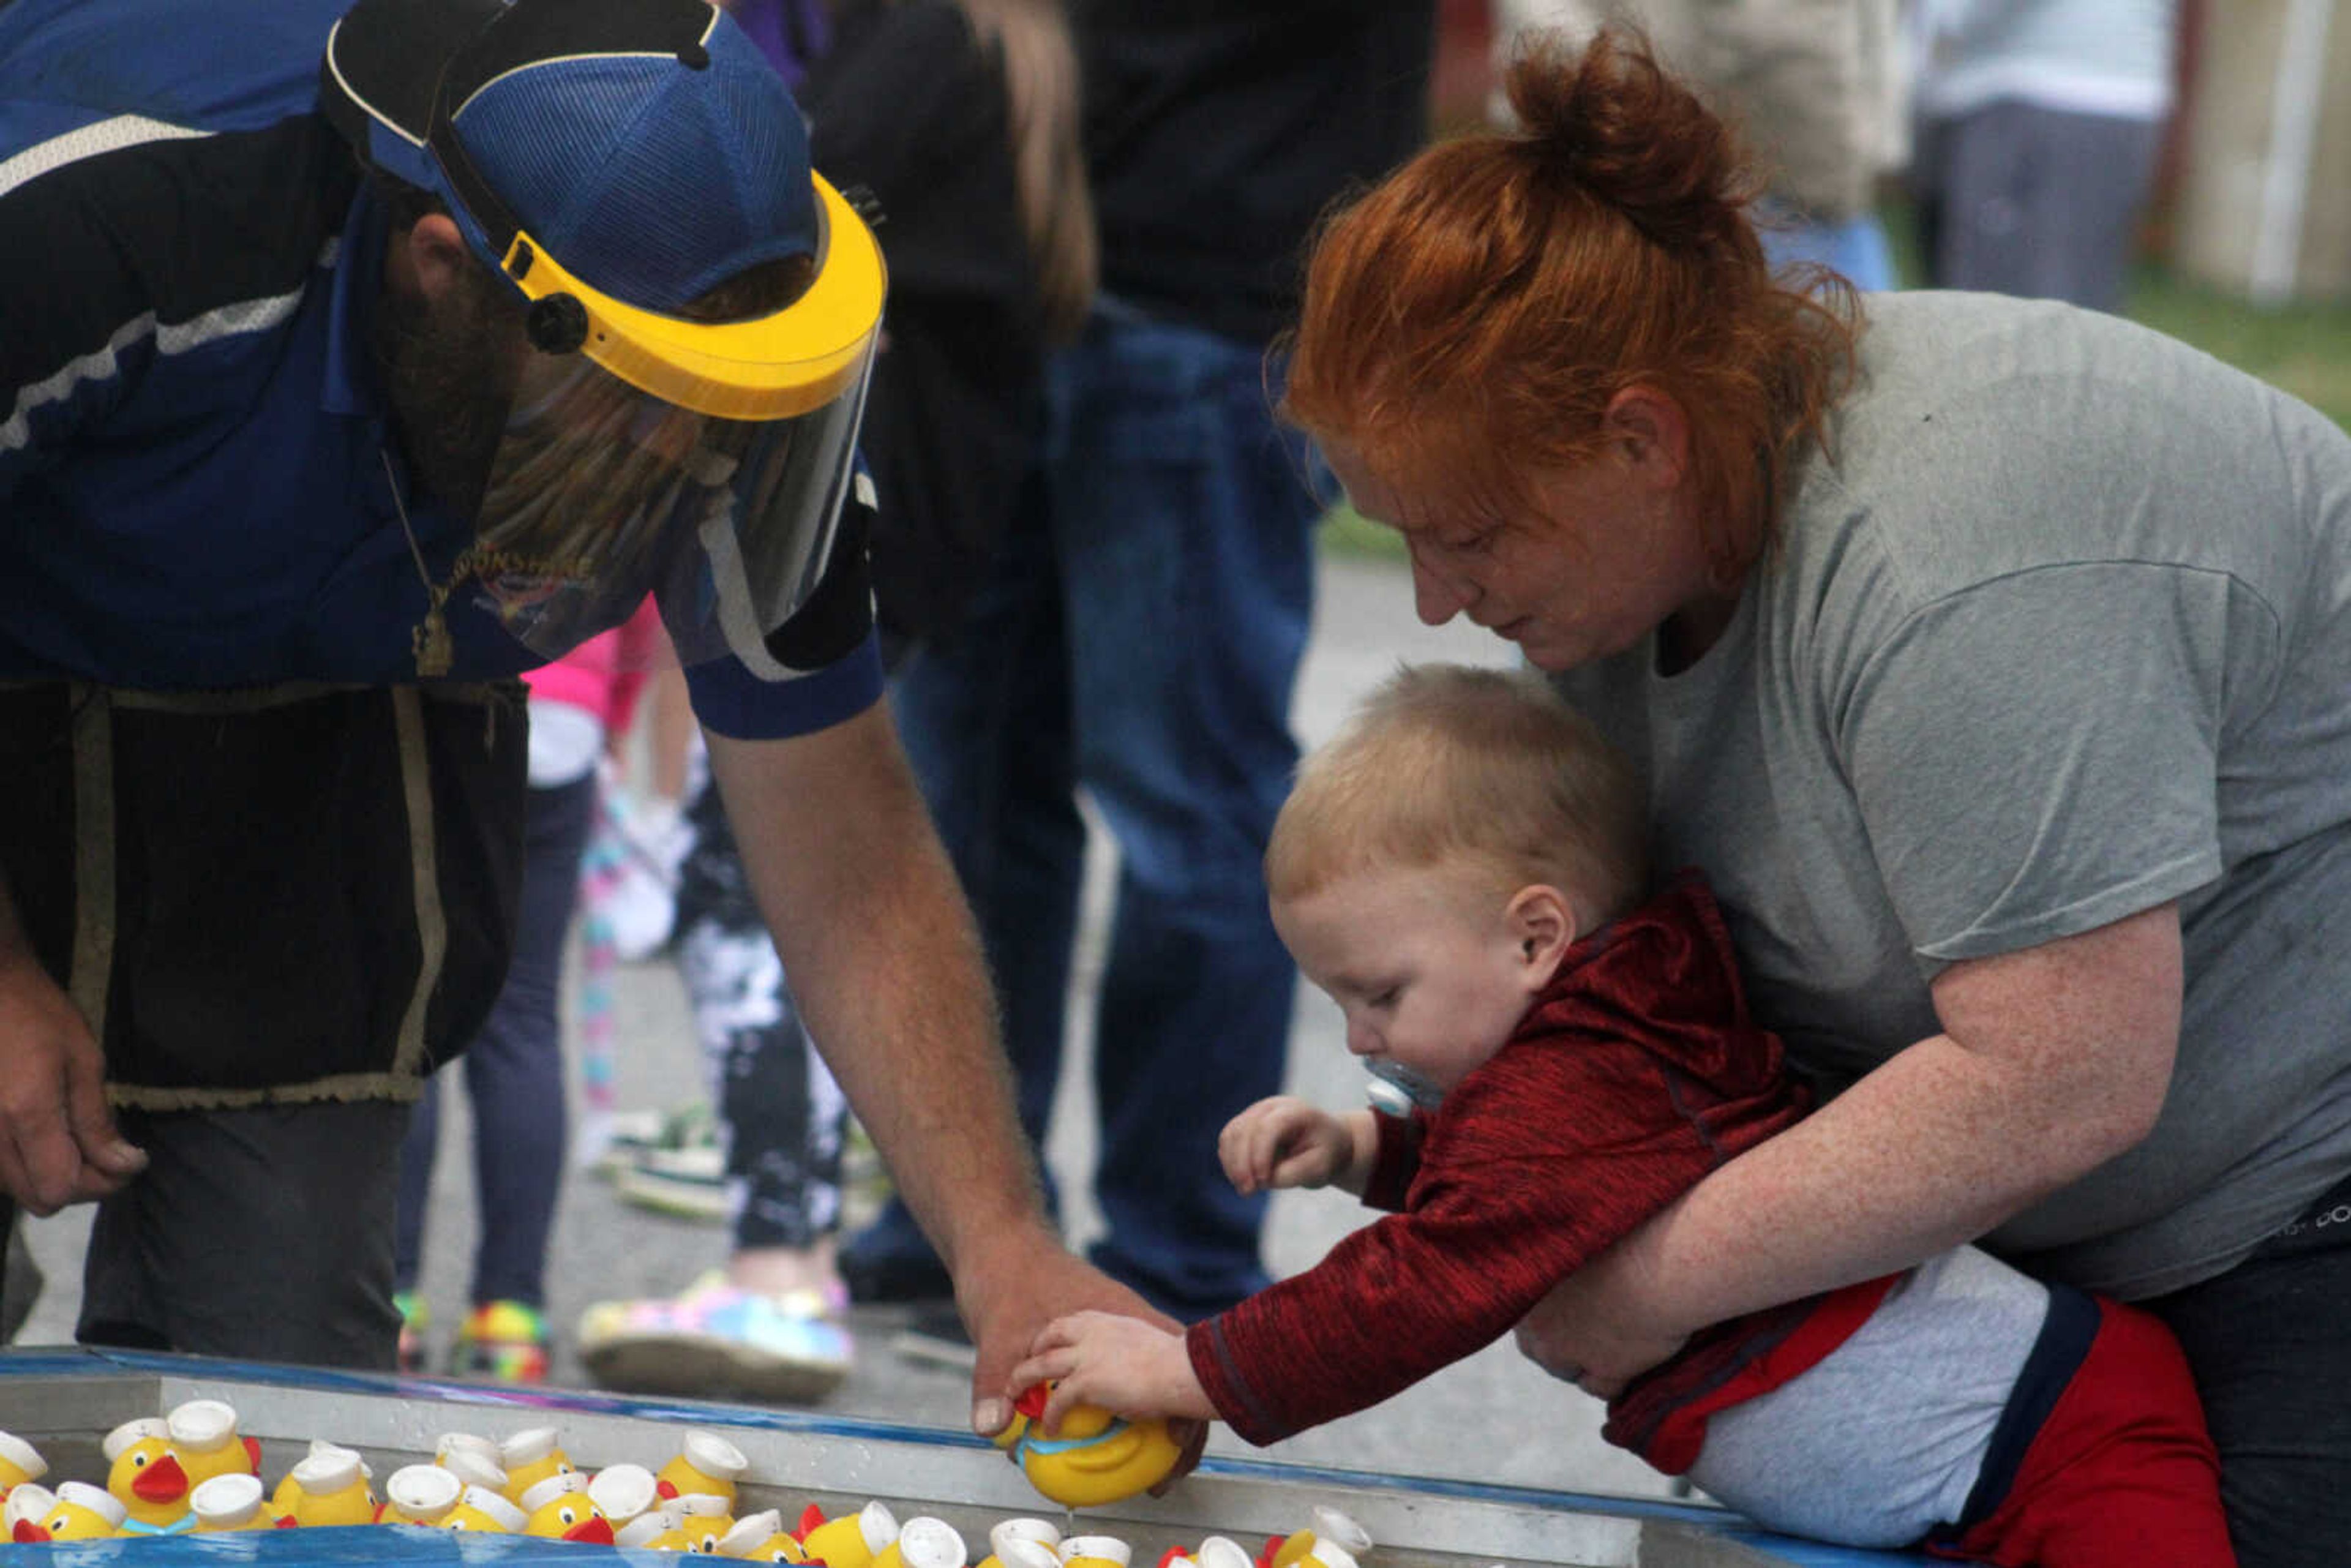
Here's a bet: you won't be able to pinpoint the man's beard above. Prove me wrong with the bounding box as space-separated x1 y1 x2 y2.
372 268 521 520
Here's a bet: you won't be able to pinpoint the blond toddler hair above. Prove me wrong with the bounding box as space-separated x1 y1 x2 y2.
1265 664 1648 935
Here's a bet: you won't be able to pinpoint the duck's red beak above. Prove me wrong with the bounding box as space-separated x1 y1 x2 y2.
656 1478 680 1500
135 1452 189 1502
564 1516 616 1545
12 1521 50 1543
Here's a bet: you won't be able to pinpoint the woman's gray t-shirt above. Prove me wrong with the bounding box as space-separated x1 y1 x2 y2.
1552 290 2351 1298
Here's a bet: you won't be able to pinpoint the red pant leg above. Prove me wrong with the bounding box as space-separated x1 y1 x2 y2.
1932 1297 2234 1568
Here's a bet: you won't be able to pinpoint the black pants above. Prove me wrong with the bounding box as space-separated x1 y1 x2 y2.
2147 1169 2351 1568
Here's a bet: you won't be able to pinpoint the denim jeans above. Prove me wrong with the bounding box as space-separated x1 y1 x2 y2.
881 306 1319 1318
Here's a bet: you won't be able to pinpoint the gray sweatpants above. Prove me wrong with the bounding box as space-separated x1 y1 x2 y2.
1687 1245 2048 1548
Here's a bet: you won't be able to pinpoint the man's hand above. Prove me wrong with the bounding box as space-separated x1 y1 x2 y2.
1012 1310 1214 1430
0 951 144 1214
955 1225 1177 1435
1512 1237 1690 1401
1220 1096 1355 1195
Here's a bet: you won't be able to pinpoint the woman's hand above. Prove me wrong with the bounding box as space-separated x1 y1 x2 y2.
1512 1233 1690 1400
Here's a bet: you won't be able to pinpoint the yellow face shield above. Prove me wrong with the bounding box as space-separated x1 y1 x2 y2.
459 177 887 670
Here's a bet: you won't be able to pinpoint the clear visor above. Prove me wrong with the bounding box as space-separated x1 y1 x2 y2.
465 338 874 670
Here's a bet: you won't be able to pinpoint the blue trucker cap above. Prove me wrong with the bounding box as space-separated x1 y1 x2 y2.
321 0 819 315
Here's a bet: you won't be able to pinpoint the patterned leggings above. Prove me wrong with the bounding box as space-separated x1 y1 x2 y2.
673 780 847 1252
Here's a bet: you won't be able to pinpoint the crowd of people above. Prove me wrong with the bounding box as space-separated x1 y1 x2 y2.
8 0 2347 1562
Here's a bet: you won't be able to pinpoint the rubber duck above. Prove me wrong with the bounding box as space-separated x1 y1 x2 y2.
166 1398 263 1491
617 1504 684 1550
499 1427 576 1504
274 1443 378 1527
988 1535 1067 1568
103 1416 192 1536
994 1384 1185 1509
191 1473 293 1532
977 1517 1063 1568
873 1515 968 1568
379 1463 464 1525
15 1480 126 1542
798 1499 900 1568
587 1461 660 1529
655 1489 737 1554
1060 1534 1133 1568
440 1446 509 1498
5 1482 54 1533
1258 1512 1371 1568
519 1472 615 1545
0 1430 47 1501
443 1485 528 1534
656 1427 750 1505
436 1433 504 1475
716 1507 809 1561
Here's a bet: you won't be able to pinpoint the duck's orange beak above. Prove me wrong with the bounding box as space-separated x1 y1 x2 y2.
135 1453 189 1502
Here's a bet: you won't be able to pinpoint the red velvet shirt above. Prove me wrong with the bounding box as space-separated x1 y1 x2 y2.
1188 873 1817 1448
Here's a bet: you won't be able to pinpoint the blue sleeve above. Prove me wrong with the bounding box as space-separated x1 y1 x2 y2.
683 630 886 740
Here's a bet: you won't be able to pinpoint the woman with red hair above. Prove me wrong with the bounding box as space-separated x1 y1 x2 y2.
1282 29 2351 1568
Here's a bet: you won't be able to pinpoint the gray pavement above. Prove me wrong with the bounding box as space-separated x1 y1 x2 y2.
12 549 1676 1504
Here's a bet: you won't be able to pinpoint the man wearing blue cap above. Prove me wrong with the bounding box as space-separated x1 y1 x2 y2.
0 0 1157 1426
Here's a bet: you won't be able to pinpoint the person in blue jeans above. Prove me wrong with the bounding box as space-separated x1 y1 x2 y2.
852 1 1439 1321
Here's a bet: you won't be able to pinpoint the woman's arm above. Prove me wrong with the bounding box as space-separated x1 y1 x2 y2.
1517 901 2182 1392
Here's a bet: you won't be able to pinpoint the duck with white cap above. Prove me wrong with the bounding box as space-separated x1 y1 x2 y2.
642 1488 736 1553
656 1427 750 1505
716 1506 806 1561
0 1431 47 1502
1258 1510 1373 1568
498 1425 576 1503
102 1416 189 1535
977 1515 1062 1568
274 1442 377 1528
438 1444 508 1497
588 1460 660 1528
191 1473 292 1532
798 1498 899 1568
519 1471 615 1544
4 1484 56 1537
443 1485 530 1534
167 1399 261 1492
873 1515 967 1568
616 1503 684 1549
1059 1534 1132 1568
15 1479 126 1542
380 1463 465 1525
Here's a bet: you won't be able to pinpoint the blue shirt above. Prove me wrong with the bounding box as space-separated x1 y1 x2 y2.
0 0 881 739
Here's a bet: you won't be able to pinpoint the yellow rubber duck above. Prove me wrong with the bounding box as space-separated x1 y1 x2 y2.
716 1507 809 1561
872 1515 968 1568
14 1480 126 1542
1060 1535 1132 1568
652 1490 737 1554
379 1463 465 1525
656 1427 750 1506
519 1472 615 1545
1259 1510 1371 1568
798 1498 900 1568
976 1516 1063 1568
0 1430 47 1502
587 1461 659 1532
443 1485 528 1534
616 1504 684 1550
167 1399 262 1492
4 1484 56 1540
274 1443 378 1527
984 1535 1065 1568
993 1384 1185 1509
103 1416 192 1536
191 1473 293 1532
499 1427 576 1504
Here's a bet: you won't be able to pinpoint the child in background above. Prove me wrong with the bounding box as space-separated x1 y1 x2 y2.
392 601 667 1379
1015 664 2232 1567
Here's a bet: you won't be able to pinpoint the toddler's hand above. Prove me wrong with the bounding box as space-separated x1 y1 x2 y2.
1220 1095 1351 1195
1012 1310 1213 1427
